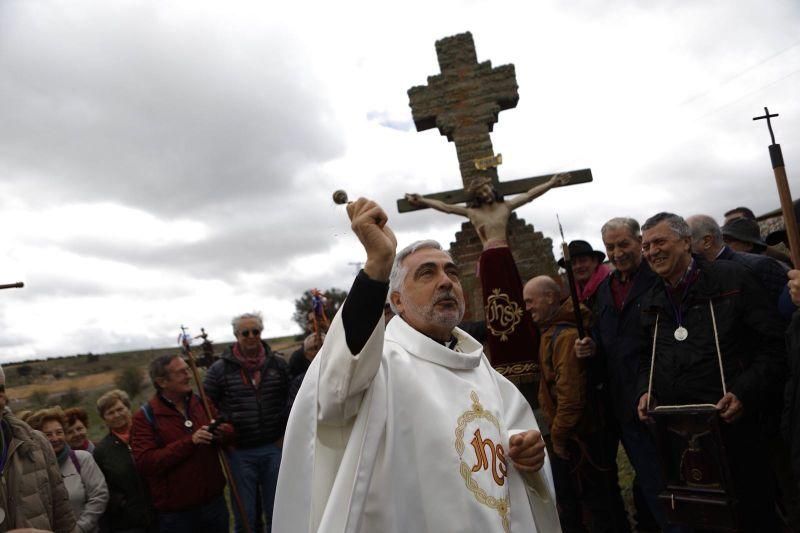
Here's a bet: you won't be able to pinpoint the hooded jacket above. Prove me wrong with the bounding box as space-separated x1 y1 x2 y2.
537 300 596 450
0 412 78 533
131 394 226 512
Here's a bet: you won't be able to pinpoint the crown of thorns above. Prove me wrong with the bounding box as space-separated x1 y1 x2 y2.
467 177 494 196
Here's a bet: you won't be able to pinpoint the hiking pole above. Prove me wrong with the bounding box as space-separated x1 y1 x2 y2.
180 327 253 533
0 282 24 290
556 215 586 339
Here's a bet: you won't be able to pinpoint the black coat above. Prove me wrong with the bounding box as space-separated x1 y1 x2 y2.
203 342 290 448
592 261 659 423
636 257 786 410
717 245 788 312
288 347 311 380
93 432 155 532
784 311 800 481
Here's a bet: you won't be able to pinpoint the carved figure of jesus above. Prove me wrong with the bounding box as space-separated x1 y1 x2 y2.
406 173 570 249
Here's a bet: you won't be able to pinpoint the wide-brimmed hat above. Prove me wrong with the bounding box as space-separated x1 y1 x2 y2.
766 200 800 246
557 240 606 268
721 217 767 252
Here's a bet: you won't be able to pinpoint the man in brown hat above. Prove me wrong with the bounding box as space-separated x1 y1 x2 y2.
558 240 609 310
721 217 769 255
689 215 788 308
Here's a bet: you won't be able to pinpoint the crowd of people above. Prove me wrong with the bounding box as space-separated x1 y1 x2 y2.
0 198 799 533
0 318 326 532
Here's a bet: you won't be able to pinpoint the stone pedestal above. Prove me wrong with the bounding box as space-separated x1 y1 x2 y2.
449 213 558 323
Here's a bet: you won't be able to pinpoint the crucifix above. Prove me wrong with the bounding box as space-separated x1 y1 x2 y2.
398 31 592 249
398 31 593 386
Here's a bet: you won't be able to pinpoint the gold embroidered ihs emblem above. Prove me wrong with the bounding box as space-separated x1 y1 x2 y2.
485 288 523 341
455 391 510 532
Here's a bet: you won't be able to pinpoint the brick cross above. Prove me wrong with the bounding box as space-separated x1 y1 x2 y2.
398 32 591 213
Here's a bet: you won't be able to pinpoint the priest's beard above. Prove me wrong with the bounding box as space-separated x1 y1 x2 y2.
403 289 465 334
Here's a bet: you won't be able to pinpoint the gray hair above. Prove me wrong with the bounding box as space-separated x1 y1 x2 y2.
96 389 131 417
388 240 451 314
148 354 182 392
642 212 691 239
687 214 723 246
601 217 641 239
232 312 264 334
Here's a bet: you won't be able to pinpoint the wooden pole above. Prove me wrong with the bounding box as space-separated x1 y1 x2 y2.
181 332 253 533
754 107 800 267
557 216 586 339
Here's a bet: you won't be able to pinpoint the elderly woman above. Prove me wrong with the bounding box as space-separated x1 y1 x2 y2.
32 407 109 533
64 406 95 453
93 389 155 533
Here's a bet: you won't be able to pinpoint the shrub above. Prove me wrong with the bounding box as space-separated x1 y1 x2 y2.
60 387 83 407
28 388 50 408
114 367 143 398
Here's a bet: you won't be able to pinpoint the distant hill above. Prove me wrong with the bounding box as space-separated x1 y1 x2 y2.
5 334 300 402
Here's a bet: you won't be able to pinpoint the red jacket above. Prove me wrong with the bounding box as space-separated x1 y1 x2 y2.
131 393 226 512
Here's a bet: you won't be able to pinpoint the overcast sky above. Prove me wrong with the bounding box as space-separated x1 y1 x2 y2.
1 0 799 362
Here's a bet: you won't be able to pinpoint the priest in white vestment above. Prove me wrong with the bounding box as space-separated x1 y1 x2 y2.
274 198 561 533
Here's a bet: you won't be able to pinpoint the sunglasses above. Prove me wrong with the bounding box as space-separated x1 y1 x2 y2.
239 329 262 338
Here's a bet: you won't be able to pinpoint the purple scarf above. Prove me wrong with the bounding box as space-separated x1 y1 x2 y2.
233 342 266 387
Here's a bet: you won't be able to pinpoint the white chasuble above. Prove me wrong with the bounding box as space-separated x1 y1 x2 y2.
274 310 561 533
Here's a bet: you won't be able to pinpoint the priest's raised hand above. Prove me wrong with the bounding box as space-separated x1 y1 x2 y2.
347 197 397 282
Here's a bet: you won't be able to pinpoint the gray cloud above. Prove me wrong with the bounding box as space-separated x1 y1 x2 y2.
0 1 344 214
49 189 350 280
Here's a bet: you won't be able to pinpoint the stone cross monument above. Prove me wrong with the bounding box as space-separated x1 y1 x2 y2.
400 31 592 324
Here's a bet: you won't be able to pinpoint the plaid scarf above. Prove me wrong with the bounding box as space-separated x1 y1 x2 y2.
233 342 266 387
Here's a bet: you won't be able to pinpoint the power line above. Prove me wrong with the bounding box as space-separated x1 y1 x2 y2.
695 67 800 122
680 38 800 107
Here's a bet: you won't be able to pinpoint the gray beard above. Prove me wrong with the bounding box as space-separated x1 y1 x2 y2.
404 292 465 332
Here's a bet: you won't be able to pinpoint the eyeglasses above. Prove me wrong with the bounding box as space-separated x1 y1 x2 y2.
239 329 262 338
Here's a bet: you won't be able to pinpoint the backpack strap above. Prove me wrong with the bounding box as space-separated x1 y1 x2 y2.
139 403 163 447
68 449 81 475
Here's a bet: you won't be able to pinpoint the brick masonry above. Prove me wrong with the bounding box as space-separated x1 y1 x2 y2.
407 31 519 190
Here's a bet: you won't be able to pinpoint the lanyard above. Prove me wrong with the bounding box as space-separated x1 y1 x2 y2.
663 259 697 328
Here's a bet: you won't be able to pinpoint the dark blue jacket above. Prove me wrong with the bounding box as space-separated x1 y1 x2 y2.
203 342 290 448
592 261 659 423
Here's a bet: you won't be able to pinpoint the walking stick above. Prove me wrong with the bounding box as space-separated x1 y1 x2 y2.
556 215 587 339
754 107 800 267
0 282 24 290
179 326 253 533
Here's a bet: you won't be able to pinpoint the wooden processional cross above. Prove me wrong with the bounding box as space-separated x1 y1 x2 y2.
397 31 591 213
